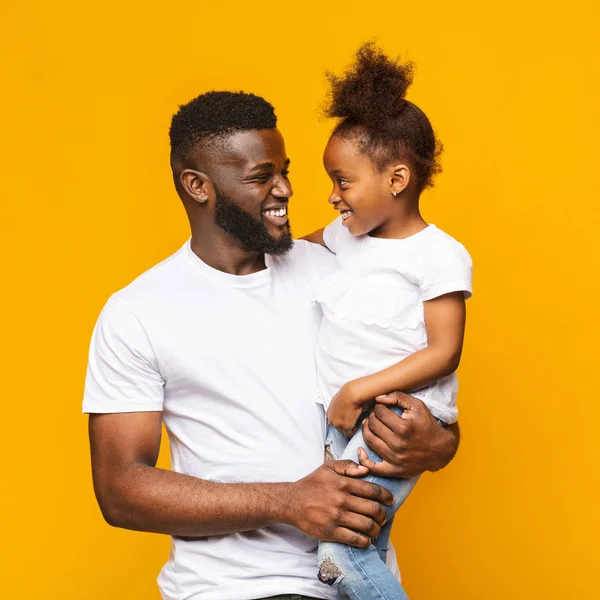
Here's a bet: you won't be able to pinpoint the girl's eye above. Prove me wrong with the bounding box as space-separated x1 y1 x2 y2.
338 178 349 187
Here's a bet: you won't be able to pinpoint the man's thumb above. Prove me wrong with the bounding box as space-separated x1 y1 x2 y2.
327 459 369 477
375 393 398 406
376 391 415 411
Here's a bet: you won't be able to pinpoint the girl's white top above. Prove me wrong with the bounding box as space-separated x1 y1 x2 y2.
316 217 473 424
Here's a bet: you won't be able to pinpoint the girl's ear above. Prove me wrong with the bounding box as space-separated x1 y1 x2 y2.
389 164 411 196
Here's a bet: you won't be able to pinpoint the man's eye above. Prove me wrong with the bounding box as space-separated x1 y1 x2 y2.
282 169 290 179
254 175 271 183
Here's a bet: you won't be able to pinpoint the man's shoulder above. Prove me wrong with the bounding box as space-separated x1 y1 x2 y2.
287 238 337 264
111 242 190 307
270 239 337 279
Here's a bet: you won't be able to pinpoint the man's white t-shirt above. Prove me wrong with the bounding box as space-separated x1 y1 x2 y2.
83 239 400 600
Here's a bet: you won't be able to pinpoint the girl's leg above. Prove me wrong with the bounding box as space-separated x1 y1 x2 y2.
317 407 418 600
324 421 350 463
320 424 355 600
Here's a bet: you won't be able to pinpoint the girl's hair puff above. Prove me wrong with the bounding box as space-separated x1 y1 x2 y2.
324 42 442 191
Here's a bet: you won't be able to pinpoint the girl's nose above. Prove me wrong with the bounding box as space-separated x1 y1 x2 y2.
328 190 341 204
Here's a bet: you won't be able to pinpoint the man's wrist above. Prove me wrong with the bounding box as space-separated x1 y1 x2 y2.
428 423 458 471
268 482 297 526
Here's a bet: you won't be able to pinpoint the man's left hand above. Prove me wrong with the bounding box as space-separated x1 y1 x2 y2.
358 392 459 478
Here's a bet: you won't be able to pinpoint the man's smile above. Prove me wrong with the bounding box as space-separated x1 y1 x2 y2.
262 204 288 226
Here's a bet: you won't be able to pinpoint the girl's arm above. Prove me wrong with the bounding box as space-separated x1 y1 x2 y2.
301 228 326 246
327 292 466 436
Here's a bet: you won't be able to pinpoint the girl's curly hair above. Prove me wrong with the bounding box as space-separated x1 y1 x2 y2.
324 42 442 190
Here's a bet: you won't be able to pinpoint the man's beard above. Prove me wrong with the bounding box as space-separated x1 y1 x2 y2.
214 187 294 255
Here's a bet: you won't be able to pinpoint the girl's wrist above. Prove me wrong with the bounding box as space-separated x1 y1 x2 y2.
350 376 378 405
340 379 363 407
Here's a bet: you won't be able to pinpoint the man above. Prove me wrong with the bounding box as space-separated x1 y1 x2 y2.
83 91 459 600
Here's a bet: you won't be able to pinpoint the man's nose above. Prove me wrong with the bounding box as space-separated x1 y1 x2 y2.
273 177 293 199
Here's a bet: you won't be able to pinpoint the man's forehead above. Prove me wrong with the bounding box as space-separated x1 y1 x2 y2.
219 129 287 168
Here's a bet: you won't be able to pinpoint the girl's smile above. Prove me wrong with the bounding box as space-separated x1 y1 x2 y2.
323 134 417 238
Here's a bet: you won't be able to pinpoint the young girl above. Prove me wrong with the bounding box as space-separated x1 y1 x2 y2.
304 43 473 599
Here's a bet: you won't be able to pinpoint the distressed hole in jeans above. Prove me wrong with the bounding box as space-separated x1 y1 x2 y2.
324 444 336 461
318 556 342 585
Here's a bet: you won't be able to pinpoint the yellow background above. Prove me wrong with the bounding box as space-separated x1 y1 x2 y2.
1 1 598 598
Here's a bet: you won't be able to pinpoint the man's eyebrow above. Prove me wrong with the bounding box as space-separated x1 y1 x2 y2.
249 158 291 172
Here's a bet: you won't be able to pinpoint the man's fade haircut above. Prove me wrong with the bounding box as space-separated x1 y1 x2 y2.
169 91 277 167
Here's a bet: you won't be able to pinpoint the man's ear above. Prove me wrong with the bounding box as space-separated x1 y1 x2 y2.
389 163 411 196
180 169 213 204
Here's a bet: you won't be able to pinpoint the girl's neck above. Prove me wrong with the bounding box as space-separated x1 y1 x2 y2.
369 203 428 240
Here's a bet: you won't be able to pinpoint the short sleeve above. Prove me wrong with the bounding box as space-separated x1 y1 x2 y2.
322 216 345 254
417 240 473 301
82 296 165 414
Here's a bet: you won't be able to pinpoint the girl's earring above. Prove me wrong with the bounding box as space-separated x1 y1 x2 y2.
392 191 398 197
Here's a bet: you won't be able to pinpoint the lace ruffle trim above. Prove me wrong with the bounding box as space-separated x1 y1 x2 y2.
316 274 424 331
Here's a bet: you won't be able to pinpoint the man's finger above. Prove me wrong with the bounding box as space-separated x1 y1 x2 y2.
326 459 369 478
343 476 394 506
369 405 411 443
377 393 423 415
330 527 371 548
336 511 382 539
361 418 399 463
366 407 407 445
375 394 399 406
357 447 404 478
343 494 388 525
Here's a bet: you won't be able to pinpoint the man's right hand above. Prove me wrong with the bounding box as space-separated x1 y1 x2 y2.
283 460 394 548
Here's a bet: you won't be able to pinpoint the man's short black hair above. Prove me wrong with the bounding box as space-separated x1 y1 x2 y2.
169 91 277 167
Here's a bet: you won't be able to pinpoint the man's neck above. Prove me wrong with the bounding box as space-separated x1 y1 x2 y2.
190 229 267 276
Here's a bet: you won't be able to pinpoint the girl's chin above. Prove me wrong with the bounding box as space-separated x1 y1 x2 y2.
341 213 357 230
345 221 367 237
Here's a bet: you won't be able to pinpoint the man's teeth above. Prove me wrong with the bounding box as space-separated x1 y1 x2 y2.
264 208 287 217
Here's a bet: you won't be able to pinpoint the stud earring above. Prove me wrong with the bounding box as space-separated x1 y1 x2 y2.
392 191 398 197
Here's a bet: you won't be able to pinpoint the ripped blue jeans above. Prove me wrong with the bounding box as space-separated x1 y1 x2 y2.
318 407 419 600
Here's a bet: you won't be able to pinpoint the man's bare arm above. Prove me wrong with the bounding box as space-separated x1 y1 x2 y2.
357 393 460 478
89 411 394 548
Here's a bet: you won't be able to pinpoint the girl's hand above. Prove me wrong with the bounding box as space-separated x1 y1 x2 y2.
327 382 365 438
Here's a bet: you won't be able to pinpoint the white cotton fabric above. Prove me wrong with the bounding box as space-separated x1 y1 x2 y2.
317 217 473 424
83 239 401 600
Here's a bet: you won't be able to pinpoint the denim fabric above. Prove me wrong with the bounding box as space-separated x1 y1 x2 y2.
317 406 421 600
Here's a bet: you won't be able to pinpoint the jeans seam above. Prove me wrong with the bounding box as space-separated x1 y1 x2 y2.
344 544 392 600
